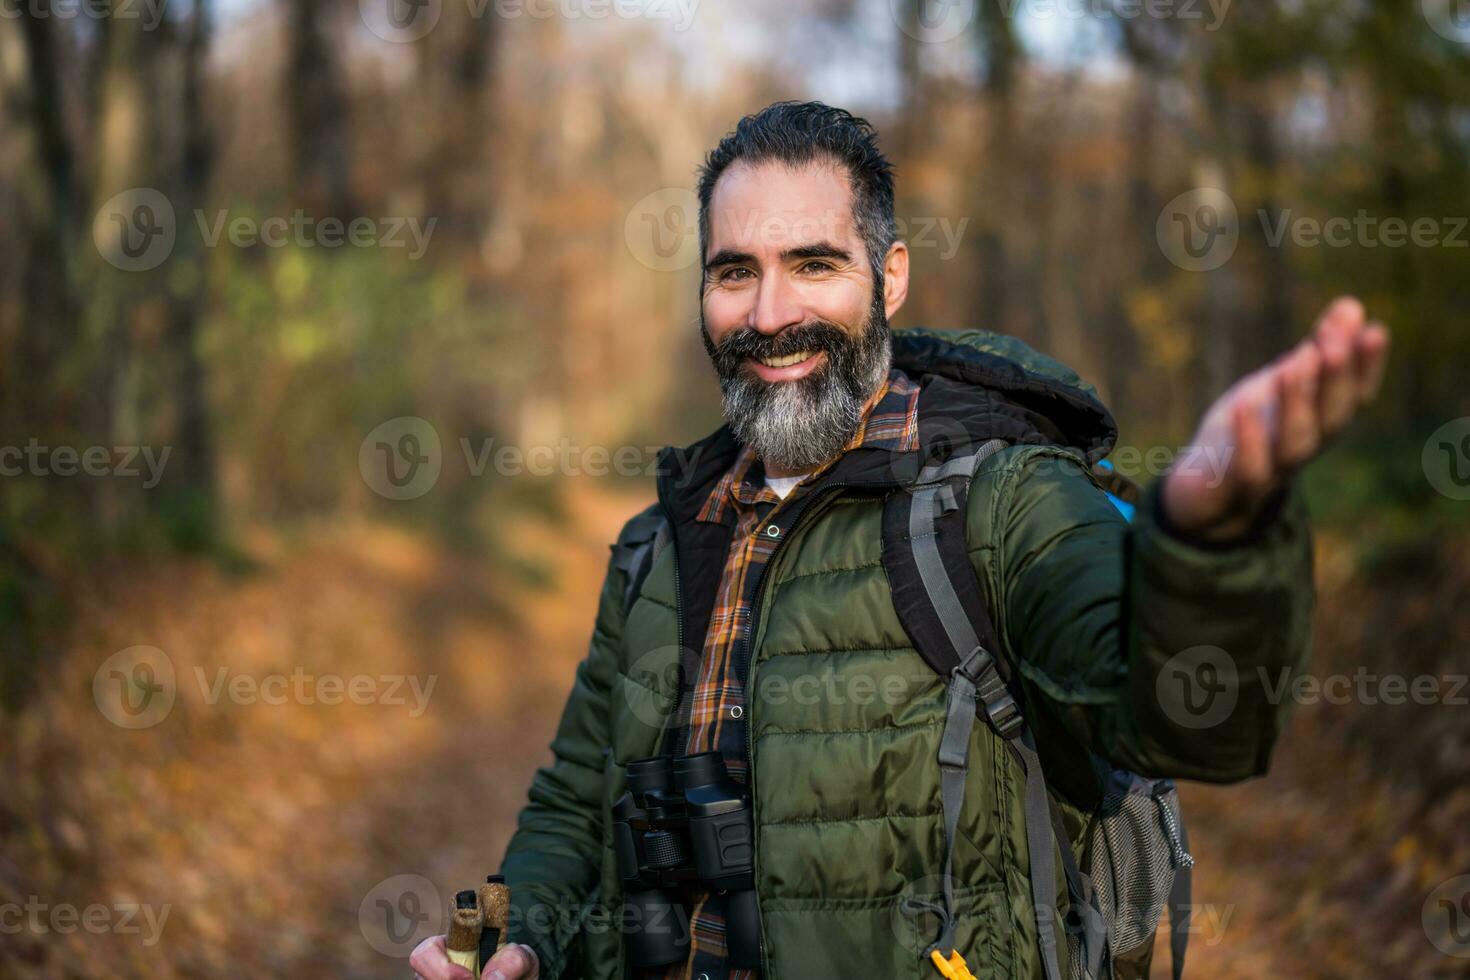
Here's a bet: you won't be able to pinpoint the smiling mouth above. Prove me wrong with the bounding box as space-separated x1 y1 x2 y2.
756 350 817 368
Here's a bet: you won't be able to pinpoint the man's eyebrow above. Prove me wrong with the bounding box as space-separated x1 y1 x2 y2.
703 242 853 271
782 242 851 262
704 248 757 271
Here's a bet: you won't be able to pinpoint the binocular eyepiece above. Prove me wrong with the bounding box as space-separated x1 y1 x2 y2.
611 751 763 971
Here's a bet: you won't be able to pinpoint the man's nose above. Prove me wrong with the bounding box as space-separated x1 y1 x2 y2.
749 273 804 336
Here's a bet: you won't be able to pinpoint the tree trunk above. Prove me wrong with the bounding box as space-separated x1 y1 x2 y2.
284 0 354 216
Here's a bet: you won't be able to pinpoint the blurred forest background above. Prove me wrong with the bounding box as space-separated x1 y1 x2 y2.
2 0 1469 976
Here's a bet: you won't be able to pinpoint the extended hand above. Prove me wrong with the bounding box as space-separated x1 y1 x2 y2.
1161 296 1390 542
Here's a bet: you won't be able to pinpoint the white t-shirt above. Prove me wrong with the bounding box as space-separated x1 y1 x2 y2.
764 473 809 500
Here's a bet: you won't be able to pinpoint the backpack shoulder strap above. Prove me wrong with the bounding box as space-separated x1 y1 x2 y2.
881 438 1072 980
610 504 671 611
880 438 1021 735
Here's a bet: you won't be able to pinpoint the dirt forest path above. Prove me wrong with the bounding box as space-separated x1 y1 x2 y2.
1 484 647 978
2 483 1461 977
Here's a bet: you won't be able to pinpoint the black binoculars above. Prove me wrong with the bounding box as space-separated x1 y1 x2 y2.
611 751 762 971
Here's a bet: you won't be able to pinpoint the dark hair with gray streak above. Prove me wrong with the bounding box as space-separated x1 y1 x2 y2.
695 101 898 280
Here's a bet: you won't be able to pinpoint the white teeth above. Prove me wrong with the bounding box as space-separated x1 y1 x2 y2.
758 350 815 368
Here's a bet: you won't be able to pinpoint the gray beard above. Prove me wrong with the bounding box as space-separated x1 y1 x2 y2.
711 312 893 474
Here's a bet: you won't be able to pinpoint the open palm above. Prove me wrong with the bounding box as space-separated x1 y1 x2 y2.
1162 297 1390 542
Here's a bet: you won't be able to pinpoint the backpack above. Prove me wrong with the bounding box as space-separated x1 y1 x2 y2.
614 438 1194 980
879 439 1193 980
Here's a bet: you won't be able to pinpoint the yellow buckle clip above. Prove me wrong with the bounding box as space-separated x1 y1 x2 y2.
930 948 978 980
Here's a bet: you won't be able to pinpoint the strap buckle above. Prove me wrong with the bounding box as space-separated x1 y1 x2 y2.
956 646 1024 741
929 948 979 980
982 692 1023 741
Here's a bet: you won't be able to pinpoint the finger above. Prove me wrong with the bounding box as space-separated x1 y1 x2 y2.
1274 343 1321 468
1354 321 1391 402
1313 310 1359 437
1315 295 1366 345
409 935 474 980
1230 386 1275 497
482 943 539 980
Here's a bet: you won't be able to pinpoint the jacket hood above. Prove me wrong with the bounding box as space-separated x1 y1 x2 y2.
893 326 1117 465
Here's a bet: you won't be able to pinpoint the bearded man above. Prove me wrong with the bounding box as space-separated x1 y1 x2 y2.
411 101 1389 980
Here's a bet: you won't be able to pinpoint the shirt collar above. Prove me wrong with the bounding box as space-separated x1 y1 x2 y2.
696 368 921 524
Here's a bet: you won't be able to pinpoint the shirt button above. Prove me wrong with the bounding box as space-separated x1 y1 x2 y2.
729 705 744 719
765 524 780 538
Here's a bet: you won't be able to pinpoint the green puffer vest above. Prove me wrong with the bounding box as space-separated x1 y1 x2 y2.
502 328 1315 980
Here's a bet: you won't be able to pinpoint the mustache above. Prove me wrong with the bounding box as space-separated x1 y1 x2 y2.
708 321 852 377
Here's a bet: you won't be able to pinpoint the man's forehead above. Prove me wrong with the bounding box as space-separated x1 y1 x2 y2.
705 158 859 254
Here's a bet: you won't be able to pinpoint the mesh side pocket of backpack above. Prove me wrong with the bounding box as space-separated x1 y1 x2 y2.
1084 770 1192 972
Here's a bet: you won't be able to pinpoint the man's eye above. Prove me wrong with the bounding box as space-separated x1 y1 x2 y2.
721 267 754 282
799 260 833 274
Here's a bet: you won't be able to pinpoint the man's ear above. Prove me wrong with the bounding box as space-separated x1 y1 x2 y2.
882 240 910 320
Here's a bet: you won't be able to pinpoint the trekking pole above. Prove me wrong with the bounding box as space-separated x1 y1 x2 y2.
447 889 485 973
478 874 510 967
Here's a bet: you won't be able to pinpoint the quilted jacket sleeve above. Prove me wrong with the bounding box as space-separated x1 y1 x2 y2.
979 446 1315 784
